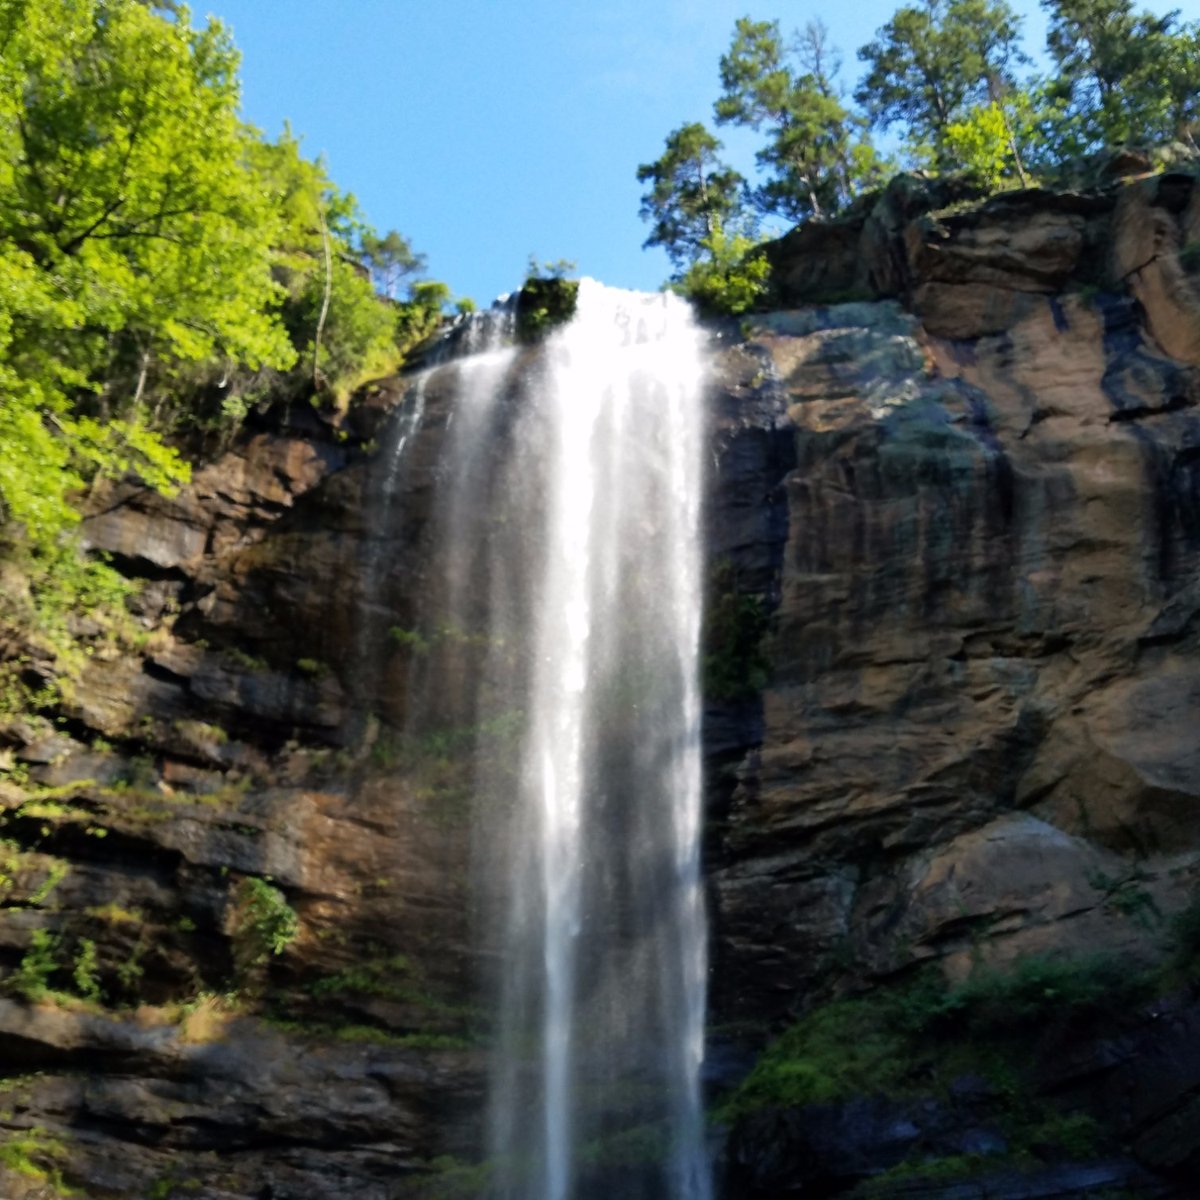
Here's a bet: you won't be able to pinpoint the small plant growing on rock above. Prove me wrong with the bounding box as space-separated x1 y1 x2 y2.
7 930 59 1001
516 259 579 342
231 876 299 978
71 938 102 1004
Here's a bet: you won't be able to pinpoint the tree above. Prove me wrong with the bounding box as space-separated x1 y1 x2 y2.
361 229 426 300
1161 21 1200 150
1041 0 1191 152
673 224 771 317
856 0 1027 168
250 128 414 403
636 122 744 271
0 0 295 398
0 0 298 633
716 18 880 223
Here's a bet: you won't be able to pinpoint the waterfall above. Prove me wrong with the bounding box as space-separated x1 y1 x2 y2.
399 280 709 1199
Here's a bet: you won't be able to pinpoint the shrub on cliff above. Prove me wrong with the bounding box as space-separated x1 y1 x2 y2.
674 226 771 317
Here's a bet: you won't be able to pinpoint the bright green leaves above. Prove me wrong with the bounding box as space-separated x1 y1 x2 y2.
673 227 771 318
0 0 294 383
0 0 446 644
945 102 1022 188
0 0 276 633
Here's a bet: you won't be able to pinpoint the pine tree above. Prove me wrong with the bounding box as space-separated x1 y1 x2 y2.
1041 0 1193 152
716 18 881 223
636 122 744 271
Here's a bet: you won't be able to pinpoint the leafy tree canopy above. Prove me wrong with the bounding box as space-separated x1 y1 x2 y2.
0 0 440 648
856 0 1027 167
1041 0 1198 153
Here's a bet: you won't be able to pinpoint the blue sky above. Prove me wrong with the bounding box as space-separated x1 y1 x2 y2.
210 0 1185 305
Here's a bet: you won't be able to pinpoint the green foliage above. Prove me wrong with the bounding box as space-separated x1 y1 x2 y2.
0 0 292 628
516 272 580 342
232 876 299 967
703 567 771 700
71 938 102 1004
0 1126 72 1194
716 19 883 222
637 122 744 271
912 953 1154 1036
858 1153 996 1190
674 226 771 318
307 952 413 1000
7 926 58 1003
361 228 426 300
388 626 432 655
722 998 912 1115
527 256 577 281
27 860 68 907
8 929 59 1001
0 4 441 650
721 953 1155 1120
395 280 453 353
856 0 1028 168
945 102 1019 188
255 128 403 405
1041 0 1198 154
415 1155 494 1200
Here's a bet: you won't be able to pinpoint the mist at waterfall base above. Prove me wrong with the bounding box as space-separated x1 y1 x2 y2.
370 281 711 1199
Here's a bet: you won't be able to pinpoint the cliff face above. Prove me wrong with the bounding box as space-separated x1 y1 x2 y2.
0 171 1197 1198
708 169 1200 1196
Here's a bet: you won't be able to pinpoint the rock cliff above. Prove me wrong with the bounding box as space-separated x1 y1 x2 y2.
0 169 1197 1198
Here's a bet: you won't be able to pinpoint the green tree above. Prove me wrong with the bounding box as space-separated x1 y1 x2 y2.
636 122 744 271
0 0 295 634
361 229 426 300
1161 21 1200 150
0 0 295 400
1041 0 1192 152
716 18 880 222
856 0 1027 168
250 128 412 403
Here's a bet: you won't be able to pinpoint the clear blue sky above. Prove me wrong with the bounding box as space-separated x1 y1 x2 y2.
209 0 1186 305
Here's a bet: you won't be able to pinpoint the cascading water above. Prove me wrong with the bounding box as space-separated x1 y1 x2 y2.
396 280 709 1199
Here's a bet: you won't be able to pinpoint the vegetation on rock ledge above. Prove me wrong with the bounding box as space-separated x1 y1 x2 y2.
639 0 1200 313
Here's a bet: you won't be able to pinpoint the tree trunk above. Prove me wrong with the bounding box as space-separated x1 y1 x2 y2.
313 206 333 391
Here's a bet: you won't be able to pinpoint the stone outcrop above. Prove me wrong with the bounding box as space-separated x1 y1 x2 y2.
0 168 1198 1197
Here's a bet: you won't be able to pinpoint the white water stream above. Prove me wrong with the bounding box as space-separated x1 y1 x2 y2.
392 281 710 1199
